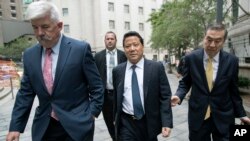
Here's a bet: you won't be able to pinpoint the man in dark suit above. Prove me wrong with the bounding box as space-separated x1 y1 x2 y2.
113 31 173 141
171 23 250 141
6 1 103 141
94 31 127 140
176 49 191 78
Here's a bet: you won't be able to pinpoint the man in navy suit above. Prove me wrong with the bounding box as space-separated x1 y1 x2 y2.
94 31 127 140
113 31 173 141
6 1 103 141
171 23 250 141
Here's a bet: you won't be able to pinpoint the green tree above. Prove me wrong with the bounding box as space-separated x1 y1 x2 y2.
148 0 217 58
149 0 250 59
0 36 36 61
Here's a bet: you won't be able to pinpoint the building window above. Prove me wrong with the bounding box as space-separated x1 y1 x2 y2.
64 24 70 33
109 20 115 29
108 2 114 12
24 0 32 4
153 55 157 61
124 21 130 30
124 5 129 13
138 7 143 15
11 13 16 18
0 11 2 17
10 6 16 10
10 0 15 3
152 9 156 12
139 23 144 31
249 33 250 45
62 8 69 16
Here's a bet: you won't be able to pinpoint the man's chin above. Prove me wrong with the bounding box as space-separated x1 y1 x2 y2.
38 40 46 44
129 57 139 64
38 40 49 46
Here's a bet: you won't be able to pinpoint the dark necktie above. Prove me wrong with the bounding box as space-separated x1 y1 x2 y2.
131 65 144 119
43 48 58 120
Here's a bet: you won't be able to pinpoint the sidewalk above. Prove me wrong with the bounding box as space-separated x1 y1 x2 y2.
0 73 188 141
1 71 250 140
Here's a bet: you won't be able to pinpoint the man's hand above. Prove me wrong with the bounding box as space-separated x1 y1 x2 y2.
176 73 182 79
240 117 250 125
171 96 180 107
162 127 171 137
6 131 20 141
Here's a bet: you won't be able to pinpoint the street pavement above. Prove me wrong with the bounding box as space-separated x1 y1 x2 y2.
0 73 189 141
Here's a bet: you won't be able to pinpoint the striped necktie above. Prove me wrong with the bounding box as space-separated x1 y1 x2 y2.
109 51 115 85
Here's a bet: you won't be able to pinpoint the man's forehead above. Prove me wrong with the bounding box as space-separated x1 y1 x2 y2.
206 35 223 40
105 33 116 39
205 30 225 39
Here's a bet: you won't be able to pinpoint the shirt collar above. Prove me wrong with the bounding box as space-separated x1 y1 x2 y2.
106 48 117 54
204 50 220 62
43 33 62 54
127 57 144 70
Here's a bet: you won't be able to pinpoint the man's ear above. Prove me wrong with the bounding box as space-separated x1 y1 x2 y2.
57 22 63 30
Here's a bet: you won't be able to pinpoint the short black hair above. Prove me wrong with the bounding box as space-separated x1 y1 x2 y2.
206 23 228 40
123 31 144 47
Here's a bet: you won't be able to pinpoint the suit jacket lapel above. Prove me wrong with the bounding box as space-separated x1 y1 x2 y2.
117 50 123 64
34 44 47 91
53 36 71 92
143 59 151 99
117 63 126 112
102 50 107 81
197 49 210 92
213 50 225 89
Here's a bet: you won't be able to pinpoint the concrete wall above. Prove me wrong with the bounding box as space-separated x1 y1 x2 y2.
239 64 250 79
51 0 165 59
0 20 33 46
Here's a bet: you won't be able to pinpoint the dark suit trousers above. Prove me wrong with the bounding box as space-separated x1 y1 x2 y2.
42 117 94 141
189 117 229 141
119 112 157 141
103 89 115 140
42 117 75 141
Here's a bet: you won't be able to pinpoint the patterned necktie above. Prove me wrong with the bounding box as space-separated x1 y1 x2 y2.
43 48 53 94
131 65 144 119
43 48 58 120
204 58 213 120
109 51 115 85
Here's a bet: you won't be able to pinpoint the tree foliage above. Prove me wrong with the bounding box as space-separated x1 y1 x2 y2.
0 36 36 61
148 0 218 57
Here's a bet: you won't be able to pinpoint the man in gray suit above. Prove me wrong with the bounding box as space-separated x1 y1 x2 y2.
113 31 173 141
6 1 103 141
171 23 250 141
94 31 127 140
